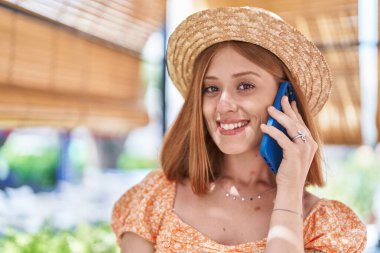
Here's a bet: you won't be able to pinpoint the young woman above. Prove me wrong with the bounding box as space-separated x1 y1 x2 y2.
112 7 366 253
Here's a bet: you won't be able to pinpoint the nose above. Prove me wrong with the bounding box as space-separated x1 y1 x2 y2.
216 91 238 113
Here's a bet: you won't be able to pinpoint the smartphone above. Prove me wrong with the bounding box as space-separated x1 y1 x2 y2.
260 81 297 174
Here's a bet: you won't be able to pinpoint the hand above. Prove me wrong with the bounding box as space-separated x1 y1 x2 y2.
260 96 318 190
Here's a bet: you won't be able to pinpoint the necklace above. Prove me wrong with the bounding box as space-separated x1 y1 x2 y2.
222 185 276 201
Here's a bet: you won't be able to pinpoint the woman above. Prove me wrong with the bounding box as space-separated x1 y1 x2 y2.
112 7 367 253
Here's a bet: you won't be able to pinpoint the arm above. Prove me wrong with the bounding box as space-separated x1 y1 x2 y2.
261 98 318 253
112 171 168 253
265 187 304 252
120 232 155 253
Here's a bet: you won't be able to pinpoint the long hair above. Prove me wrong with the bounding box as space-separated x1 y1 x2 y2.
161 41 325 195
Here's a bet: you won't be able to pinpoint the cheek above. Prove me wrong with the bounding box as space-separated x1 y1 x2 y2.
202 101 214 122
245 99 269 114
244 99 272 125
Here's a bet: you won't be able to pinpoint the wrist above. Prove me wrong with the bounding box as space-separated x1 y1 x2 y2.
276 186 304 198
274 187 304 211
272 208 303 218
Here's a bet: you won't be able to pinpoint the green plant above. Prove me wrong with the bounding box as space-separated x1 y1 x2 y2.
309 146 380 220
117 153 157 170
1 144 58 188
0 223 118 253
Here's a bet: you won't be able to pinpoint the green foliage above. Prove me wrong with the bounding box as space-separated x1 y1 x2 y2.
0 223 118 253
1 144 58 188
309 146 380 220
117 153 157 170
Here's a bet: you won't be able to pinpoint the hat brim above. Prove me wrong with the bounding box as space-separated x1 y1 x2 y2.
166 7 332 116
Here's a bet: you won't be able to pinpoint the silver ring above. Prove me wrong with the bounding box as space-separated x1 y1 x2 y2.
291 130 307 143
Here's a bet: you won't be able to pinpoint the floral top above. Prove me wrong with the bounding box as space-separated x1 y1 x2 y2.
111 169 367 252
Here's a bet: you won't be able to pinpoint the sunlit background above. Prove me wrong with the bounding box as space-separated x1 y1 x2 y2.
0 0 379 252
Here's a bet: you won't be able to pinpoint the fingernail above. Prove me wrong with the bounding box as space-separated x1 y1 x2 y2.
260 124 267 129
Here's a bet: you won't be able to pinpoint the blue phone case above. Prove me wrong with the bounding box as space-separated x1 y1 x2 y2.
259 81 297 174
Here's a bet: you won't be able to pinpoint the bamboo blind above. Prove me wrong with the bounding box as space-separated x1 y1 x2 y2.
197 0 361 145
2 0 166 54
0 6 151 135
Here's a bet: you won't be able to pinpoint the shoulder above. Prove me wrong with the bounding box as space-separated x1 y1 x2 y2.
303 191 321 218
117 169 173 203
133 169 171 191
111 169 174 246
113 169 173 216
306 198 366 227
304 198 367 252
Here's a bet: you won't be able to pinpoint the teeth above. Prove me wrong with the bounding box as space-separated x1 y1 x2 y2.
220 121 247 130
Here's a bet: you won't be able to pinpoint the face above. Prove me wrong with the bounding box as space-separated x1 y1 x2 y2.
202 45 278 155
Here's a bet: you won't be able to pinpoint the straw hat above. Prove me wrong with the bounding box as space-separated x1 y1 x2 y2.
166 7 332 115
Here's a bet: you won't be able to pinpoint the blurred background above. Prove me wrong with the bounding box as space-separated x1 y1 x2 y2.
0 0 379 252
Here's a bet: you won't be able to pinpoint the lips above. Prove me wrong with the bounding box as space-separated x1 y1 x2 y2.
216 119 250 135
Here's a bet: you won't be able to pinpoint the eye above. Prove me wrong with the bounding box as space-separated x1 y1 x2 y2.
202 85 219 94
238 82 255 90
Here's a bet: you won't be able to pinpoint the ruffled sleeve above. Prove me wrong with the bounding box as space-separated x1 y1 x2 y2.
304 199 367 253
111 169 173 245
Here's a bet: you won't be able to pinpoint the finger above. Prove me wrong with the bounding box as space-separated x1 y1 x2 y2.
281 96 298 121
260 123 295 148
290 100 306 126
289 130 309 145
267 106 298 136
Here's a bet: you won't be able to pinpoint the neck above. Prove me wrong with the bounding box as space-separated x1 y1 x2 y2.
220 147 276 190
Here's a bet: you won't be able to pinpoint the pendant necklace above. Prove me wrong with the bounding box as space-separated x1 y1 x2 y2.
222 185 276 201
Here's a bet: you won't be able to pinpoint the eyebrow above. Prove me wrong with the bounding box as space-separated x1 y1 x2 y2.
204 71 261 80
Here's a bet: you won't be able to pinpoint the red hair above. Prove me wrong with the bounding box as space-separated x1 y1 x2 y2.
161 41 324 194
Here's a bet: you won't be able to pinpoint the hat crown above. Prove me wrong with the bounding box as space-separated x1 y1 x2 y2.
167 7 332 115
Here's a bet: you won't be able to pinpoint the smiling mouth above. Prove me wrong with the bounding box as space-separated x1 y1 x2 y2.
217 120 250 130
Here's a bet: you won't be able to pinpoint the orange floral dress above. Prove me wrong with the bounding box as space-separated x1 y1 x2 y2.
112 169 367 252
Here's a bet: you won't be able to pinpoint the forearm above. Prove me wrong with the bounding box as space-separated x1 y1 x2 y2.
265 187 304 253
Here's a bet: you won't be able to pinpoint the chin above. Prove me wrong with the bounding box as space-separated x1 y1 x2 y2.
215 142 254 155
210 131 261 155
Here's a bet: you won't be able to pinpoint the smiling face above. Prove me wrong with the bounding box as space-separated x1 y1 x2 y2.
202 45 279 155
